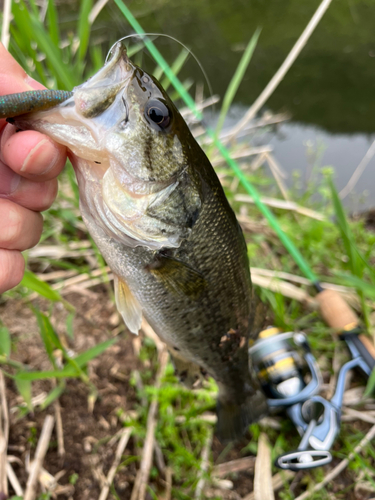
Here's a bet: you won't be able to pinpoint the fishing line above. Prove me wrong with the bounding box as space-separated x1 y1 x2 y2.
113 0 319 286
107 33 215 114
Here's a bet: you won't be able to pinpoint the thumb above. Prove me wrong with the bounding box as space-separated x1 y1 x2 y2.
0 42 45 95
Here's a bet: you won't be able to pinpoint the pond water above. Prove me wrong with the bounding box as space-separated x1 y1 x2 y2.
65 0 375 209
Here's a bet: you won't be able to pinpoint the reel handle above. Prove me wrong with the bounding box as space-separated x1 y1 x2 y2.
275 449 332 471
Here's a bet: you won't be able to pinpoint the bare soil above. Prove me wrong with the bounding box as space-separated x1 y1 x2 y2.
1 290 143 500
0 288 373 500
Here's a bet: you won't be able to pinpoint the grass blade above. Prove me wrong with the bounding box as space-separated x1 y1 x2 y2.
364 368 375 397
40 382 66 410
66 313 75 340
0 326 11 358
73 337 118 367
33 309 65 369
12 1 75 89
77 0 93 64
15 368 77 381
30 17 76 89
160 48 190 91
215 28 261 137
89 44 104 75
47 0 60 47
21 270 63 302
14 337 118 381
328 176 361 276
15 379 33 410
333 273 375 299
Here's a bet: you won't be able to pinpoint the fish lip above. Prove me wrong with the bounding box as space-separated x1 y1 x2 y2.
74 42 133 93
72 42 134 120
12 42 136 166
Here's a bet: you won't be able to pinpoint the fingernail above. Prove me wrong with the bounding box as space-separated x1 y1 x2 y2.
24 75 45 91
0 162 21 195
21 138 59 174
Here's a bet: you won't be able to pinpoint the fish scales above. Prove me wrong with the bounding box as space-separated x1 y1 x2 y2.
1 43 268 439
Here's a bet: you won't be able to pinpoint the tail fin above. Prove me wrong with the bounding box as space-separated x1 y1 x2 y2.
216 390 268 442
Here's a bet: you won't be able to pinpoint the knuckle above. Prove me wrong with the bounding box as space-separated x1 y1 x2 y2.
2 203 23 247
0 250 24 293
37 180 58 211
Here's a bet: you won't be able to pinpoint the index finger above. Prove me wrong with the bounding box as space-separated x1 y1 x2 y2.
0 42 45 137
0 44 67 180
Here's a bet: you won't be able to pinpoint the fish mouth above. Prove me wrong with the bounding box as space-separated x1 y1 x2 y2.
73 42 133 119
13 42 135 166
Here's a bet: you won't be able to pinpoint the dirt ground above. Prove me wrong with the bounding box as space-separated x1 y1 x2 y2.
1 290 144 500
1 286 374 500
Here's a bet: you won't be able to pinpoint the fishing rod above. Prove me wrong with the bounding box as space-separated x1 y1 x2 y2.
113 0 375 376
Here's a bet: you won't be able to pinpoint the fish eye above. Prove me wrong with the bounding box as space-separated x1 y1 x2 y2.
145 99 171 130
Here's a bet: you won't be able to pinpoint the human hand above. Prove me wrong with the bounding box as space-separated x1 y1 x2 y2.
0 43 67 293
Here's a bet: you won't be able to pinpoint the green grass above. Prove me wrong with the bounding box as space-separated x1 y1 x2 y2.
1 1 375 499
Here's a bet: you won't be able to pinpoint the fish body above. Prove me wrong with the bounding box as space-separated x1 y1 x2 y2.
6 43 268 439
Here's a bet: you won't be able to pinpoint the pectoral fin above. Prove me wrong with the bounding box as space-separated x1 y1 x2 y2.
146 255 207 300
114 275 142 334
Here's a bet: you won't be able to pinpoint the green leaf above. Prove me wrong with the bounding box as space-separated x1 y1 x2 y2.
77 0 93 64
0 326 11 358
12 1 70 89
66 313 75 340
10 2 49 87
334 273 375 299
33 309 64 367
127 42 145 58
47 0 60 47
364 367 375 397
328 176 362 277
15 337 118 381
15 378 33 411
29 16 76 89
15 368 77 381
21 270 64 302
73 337 118 367
40 382 66 410
161 48 190 91
215 28 261 137
89 44 104 75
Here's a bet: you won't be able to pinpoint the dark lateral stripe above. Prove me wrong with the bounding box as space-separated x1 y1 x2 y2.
0 90 73 118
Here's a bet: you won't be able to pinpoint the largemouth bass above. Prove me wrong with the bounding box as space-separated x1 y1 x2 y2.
1 43 268 440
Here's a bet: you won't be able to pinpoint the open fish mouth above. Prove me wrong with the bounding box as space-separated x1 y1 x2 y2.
12 42 135 168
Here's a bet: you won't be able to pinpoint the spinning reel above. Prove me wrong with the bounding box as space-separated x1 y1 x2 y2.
249 325 375 471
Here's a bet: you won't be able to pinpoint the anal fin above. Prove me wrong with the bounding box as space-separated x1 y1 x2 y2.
114 275 142 335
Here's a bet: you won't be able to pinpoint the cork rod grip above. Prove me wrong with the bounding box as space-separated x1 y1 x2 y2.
317 289 375 370
358 334 375 363
316 289 358 330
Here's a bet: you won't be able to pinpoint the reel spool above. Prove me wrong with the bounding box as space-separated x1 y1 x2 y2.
249 327 321 408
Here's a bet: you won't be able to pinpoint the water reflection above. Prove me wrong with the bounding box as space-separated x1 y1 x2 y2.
60 0 375 208
268 123 375 211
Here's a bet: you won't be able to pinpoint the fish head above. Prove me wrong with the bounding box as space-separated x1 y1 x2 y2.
18 43 190 186
14 42 202 248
